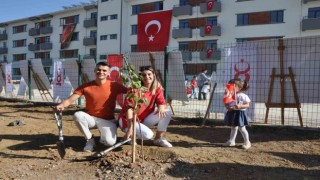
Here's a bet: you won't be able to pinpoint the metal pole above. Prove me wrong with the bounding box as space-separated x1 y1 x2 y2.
28 60 32 100
164 46 169 101
78 55 82 106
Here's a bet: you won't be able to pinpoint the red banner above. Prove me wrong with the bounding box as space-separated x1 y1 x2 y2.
61 24 76 49
205 24 212 35
207 1 215 11
223 83 236 104
206 48 214 58
137 10 172 52
107 54 124 107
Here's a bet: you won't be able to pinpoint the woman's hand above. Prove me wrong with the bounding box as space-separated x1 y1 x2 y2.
155 105 167 118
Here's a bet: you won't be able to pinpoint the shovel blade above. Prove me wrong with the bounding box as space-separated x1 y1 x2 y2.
56 140 66 159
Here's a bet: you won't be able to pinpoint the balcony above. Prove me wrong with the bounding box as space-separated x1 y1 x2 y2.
303 0 320 3
84 19 97 28
40 42 53 50
40 26 53 34
0 47 8 54
29 28 40 36
41 58 52 66
83 37 97 46
28 44 40 51
302 17 320 31
172 28 192 39
0 33 7 40
173 5 192 17
200 25 221 37
200 49 221 60
200 1 221 14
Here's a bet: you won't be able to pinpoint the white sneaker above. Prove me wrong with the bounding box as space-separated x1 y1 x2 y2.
154 137 173 148
242 142 251 150
83 137 96 152
223 141 236 147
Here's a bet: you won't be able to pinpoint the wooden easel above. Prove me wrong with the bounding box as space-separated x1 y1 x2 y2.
148 53 175 115
264 39 303 126
29 66 53 102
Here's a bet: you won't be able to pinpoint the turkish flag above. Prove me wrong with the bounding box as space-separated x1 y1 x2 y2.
137 10 172 52
206 48 214 58
107 54 124 107
223 83 236 104
205 24 212 35
207 1 215 11
61 24 76 49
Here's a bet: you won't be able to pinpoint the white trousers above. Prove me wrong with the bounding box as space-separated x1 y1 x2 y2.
119 109 173 140
73 111 117 146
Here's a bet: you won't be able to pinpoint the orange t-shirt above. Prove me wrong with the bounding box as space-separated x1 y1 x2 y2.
74 80 127 119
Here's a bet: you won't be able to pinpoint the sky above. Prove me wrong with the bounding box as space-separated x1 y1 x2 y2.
0 0 95 23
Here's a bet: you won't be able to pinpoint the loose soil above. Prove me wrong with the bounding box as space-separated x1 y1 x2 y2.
0 100 319 180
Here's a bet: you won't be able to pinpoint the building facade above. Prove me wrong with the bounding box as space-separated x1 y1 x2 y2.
0 0 320 79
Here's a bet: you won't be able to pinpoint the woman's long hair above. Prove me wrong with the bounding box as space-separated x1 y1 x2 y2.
140 66 162 95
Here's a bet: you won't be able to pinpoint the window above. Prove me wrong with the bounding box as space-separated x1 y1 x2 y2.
308 7 320 18
100 35 108 40
91 12 97 20
101 16 108 21
110 14 118 20
90 30 97 38
13 54 26 61
90 48 96 57
110 34 117 39
101 0 108 2
12 68 21 76
43 67 51 75
59 32 78 42
236 36 283 42
237 10 284 26
131 44 137 52
270 10 283 23
99 54 107 60
60 15 79 25
155 2 163 11
131 25 138 35
13 25 27 34
13 39 26 47
179 0 189 6
207 17 218 26
35 52 50 59
179 20 189 28
179 42 189 51
206 40 217 49
45 36 51 43
60 49 78 58
132 5 140 15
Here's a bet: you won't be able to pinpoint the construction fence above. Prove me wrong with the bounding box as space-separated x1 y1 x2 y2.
0 35 319 128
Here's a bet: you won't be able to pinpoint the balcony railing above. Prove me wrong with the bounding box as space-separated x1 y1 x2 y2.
302 17 320 31
172 28 192 39
200 24 221 37
0 47 8 54
28 44 40 51
173 4 192 17
181 51 193 61
40 42 53 50
40 26 53 34
29 28 40 36
200 49 221 60
83 37 97 46
84 19 97 28
200 1 221 14
0 33 7 40
41 58 52 66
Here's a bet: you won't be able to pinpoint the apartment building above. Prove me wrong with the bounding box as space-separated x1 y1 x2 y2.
0 0 320 79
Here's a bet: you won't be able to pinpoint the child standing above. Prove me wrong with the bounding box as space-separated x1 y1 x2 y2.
223 78 251 149
201 81 210 100
190 76 198 99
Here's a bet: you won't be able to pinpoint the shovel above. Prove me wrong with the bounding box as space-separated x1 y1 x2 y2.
94 138 132 158
54 111 66 159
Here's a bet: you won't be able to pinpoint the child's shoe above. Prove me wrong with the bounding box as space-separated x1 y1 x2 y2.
223 141 236 147
242 142 251 149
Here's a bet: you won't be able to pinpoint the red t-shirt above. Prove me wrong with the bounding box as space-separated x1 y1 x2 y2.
118 87 166 129
74 80 127 119
191 79 197 88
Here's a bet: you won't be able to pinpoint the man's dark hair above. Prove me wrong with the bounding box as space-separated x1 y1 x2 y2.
96 61 110 68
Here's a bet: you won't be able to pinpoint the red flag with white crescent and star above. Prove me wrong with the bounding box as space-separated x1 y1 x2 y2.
207 1 215 11
223 83 236 104
205 24 212 35
61 23 76 49
207 48 214 58
107 54 124 107
137 10 172 52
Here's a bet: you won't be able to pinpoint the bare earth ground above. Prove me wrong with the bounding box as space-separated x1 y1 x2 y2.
0 100 319 180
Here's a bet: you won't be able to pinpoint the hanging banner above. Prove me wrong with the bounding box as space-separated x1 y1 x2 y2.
205 24 212 35
5 63 13 94
207 1 215 11
61 24 76 49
